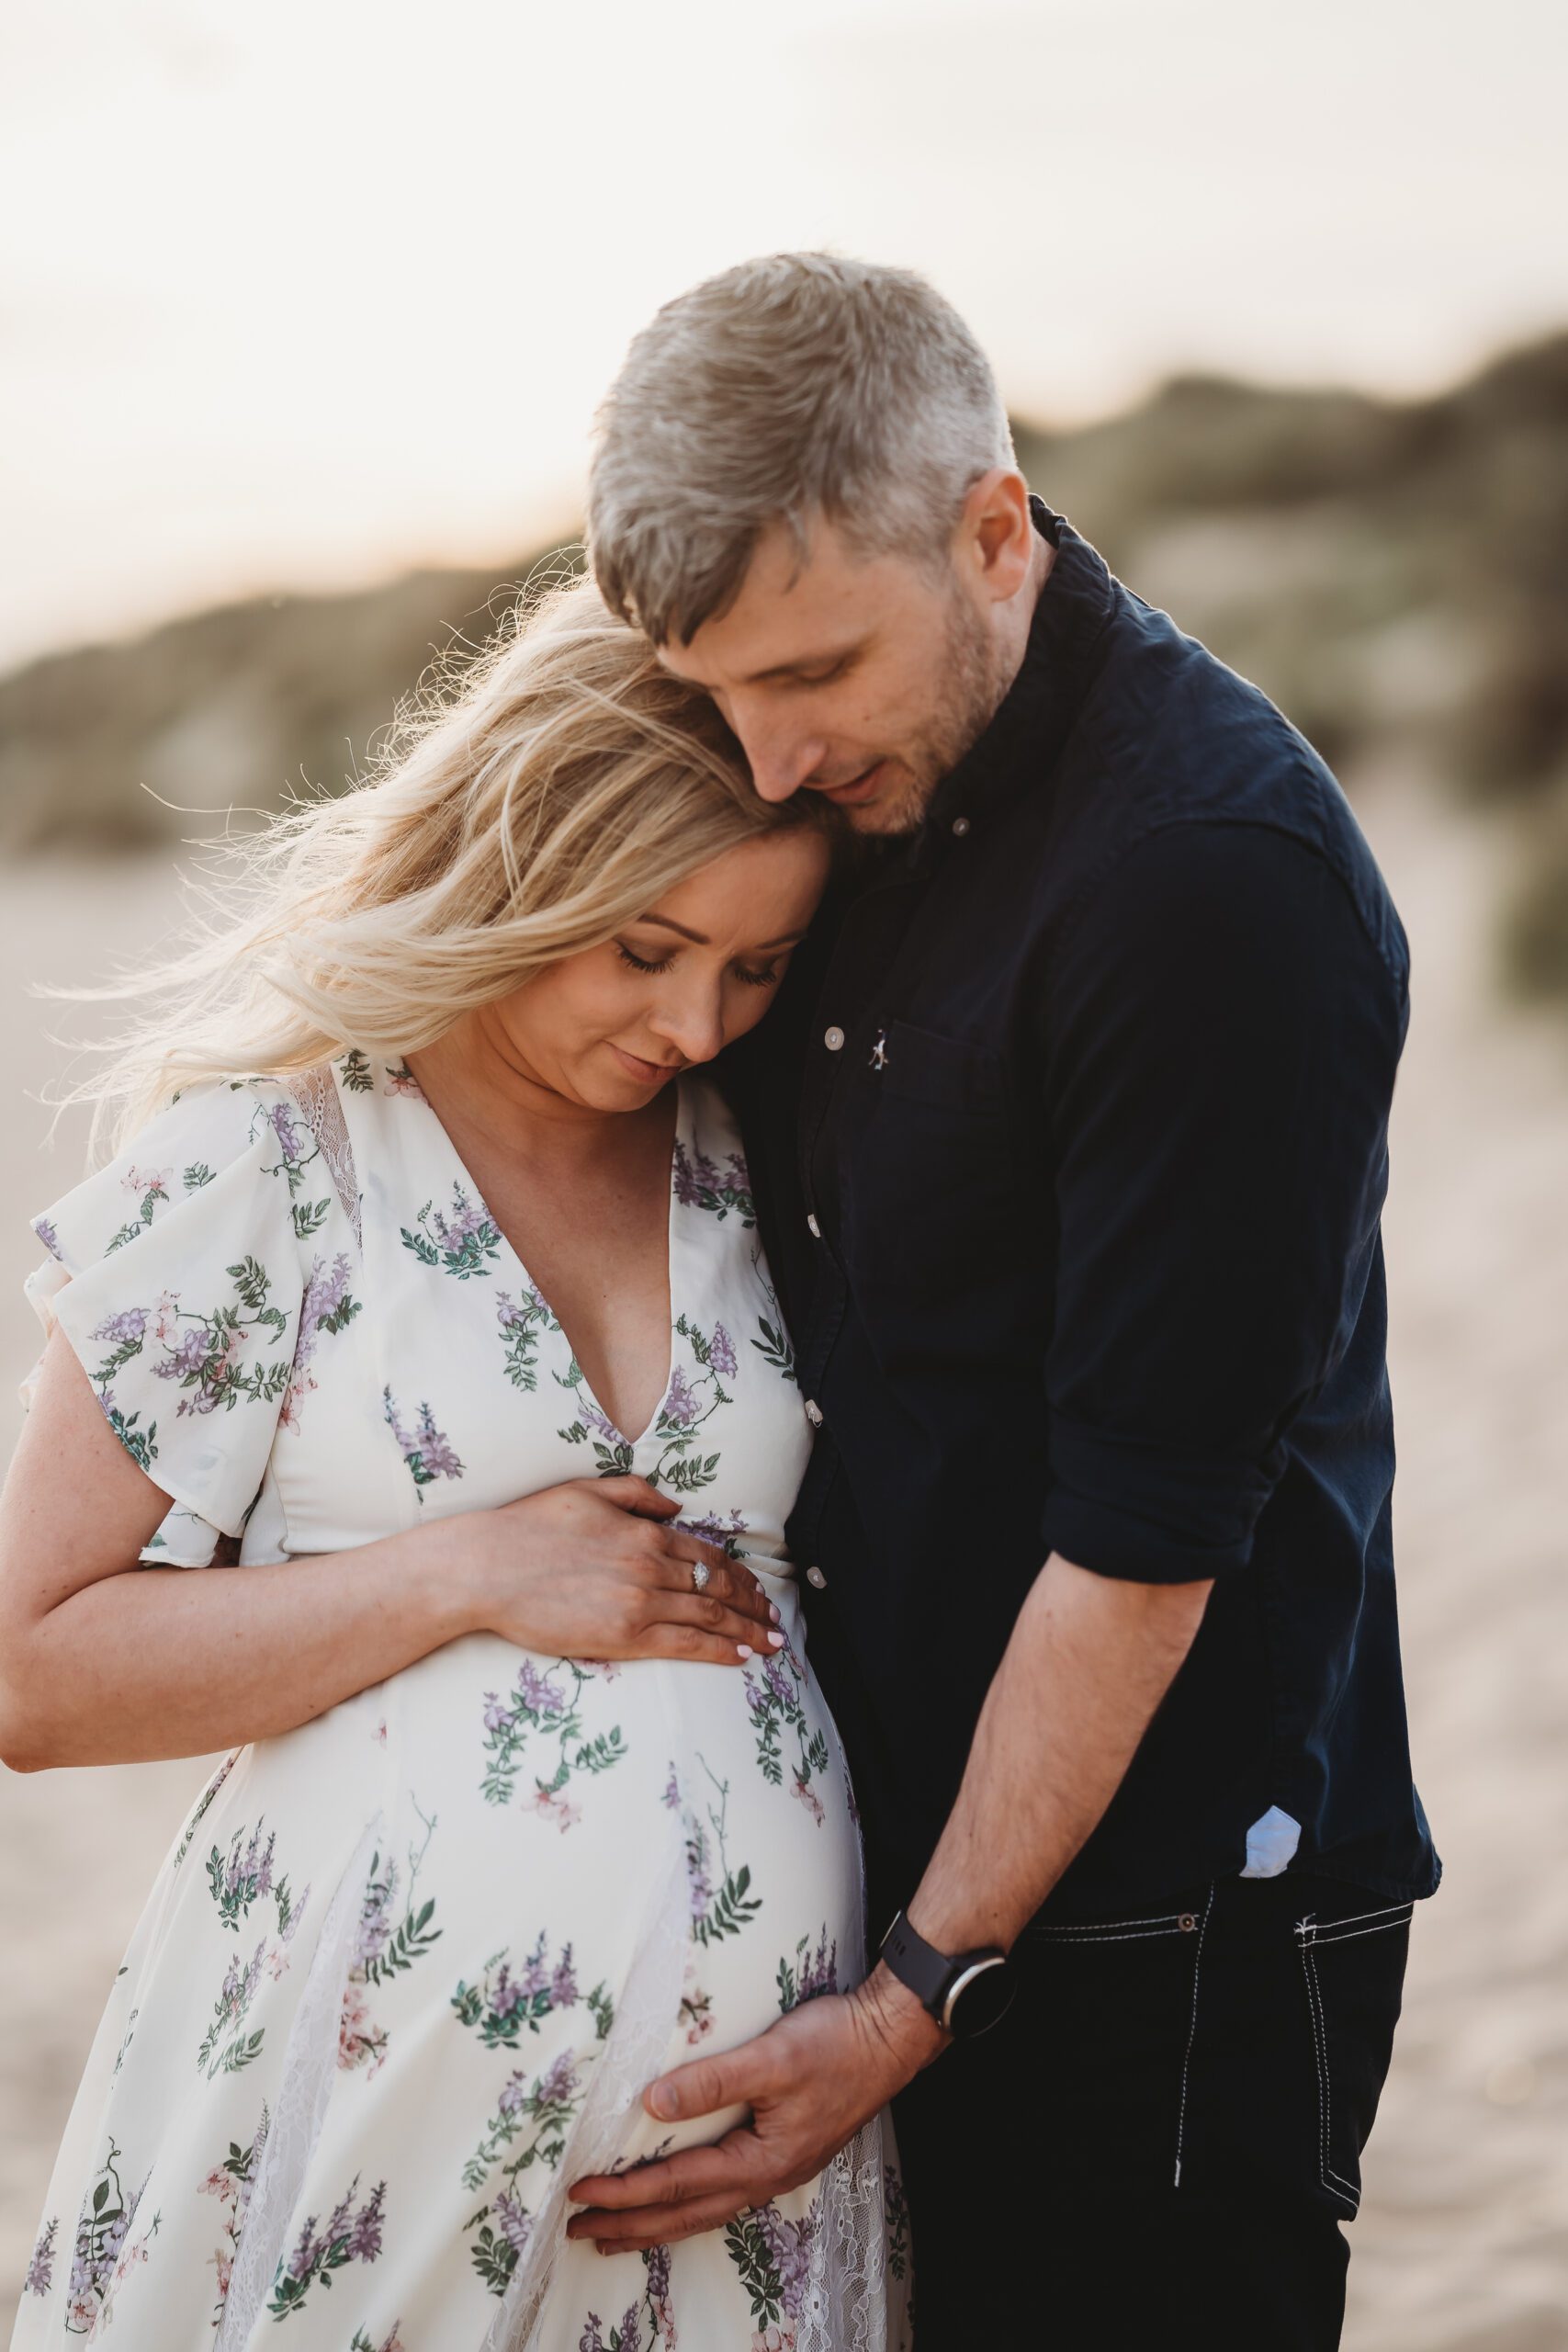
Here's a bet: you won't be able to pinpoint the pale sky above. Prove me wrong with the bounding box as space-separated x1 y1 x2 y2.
2 0 1563 671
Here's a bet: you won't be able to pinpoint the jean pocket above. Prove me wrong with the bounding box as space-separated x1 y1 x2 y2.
1294 1899 1414 2214
1023 1887 1215 2192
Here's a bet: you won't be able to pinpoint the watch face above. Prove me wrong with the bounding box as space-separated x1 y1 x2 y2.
946 1956 1015 2039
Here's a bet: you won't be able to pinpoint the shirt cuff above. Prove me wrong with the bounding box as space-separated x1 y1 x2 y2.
1041 1418 1278 1583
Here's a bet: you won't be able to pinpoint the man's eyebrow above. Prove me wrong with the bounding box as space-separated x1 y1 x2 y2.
633 915 808 951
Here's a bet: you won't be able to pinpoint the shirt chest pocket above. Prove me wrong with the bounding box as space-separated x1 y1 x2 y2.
839 1019 1024 1332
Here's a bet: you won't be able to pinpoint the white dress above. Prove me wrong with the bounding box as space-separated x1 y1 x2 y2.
11 1053 911 2352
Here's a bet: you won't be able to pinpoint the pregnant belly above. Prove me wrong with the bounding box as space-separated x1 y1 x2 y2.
198 1610 863 2160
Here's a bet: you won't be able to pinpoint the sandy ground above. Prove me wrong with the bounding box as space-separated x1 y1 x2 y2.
0 785 1564 2346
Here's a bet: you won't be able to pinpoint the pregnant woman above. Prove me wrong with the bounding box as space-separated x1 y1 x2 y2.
2 581 910 2351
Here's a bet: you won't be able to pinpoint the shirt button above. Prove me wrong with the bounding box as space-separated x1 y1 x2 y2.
804 1398 824 1429
824 1025 845 1052
807 1214 821 1238
806 1565 828 1589
952 816 972 837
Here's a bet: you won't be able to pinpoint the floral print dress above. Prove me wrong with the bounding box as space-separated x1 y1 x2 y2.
12 1057 911 2352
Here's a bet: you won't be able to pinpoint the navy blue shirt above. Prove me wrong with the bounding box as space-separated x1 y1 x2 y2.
726 497 1440 1921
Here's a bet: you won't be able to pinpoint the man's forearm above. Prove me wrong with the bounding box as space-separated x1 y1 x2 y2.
897 1554 1213 1962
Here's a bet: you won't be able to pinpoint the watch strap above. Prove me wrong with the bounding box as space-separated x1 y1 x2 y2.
880 1907 1004 2029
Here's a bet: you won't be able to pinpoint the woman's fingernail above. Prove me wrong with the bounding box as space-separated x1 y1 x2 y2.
769 1602 781 1624
737 1644 753 1659
767 1630 786 1647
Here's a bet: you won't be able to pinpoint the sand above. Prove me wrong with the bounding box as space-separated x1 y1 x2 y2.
0 781 1563 2346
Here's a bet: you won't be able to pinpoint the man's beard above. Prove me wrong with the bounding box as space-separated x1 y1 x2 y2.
847 589 1005 838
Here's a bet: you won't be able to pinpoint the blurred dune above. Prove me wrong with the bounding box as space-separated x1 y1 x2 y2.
3 331 1567 1001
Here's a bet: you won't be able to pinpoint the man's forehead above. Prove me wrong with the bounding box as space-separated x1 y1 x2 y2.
658 523 898 685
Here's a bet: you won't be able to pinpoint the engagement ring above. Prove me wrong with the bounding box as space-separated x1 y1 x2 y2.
691 1560 711 1593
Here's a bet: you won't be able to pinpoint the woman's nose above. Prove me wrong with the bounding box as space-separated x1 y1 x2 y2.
649 987 727 1067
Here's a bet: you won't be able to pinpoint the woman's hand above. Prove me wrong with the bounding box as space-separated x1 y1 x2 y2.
458 1476 784 1666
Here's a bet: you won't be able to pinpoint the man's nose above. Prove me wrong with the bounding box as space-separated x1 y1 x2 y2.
728 702 828 804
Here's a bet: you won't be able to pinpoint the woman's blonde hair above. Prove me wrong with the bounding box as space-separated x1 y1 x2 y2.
62 573 821 1152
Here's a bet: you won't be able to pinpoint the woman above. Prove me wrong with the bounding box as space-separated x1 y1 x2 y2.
2 580 910 2352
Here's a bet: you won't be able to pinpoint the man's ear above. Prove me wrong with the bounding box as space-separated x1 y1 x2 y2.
959 469 1035 603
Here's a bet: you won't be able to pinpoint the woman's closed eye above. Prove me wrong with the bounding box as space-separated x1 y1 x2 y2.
615 941 782 989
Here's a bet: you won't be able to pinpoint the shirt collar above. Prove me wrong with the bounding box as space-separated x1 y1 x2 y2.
915 496 1118 853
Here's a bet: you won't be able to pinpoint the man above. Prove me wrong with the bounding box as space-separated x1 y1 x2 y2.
566 254 1438 2347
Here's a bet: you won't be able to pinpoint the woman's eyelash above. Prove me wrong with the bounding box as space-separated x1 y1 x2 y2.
615 943 675 975
615 943 780 989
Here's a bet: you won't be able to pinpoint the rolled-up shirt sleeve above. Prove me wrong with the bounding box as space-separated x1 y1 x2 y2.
1038 818 1407 1584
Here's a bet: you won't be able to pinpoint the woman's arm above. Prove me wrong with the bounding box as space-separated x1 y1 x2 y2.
0 1327 779 1772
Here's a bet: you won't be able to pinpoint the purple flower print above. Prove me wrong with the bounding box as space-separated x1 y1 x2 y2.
155 1323 211 1379
516 1659 567 1718
709 1322 738 1378
282 1252 359 1431
32 1215 61 1261
24 2214 57 2296
672 1136 721 1208
267 1099 307 1167
756 2198 818 2317
763 1654 795 1714
644 2241 676 2341
482 1692 513 1734
65 2140 157 2332
662 1365 699 1428
346 2177 387 2262
779 1926 839 2012
671 1136 755 1226
662 1762 682 1812
551 1945 580 2007
537 2049 581 2107
383 1386 465 1493
581 1395 622 1443
494 2188 534 2256
92 1306 148 1348
400 1183 502 1279
268 2173 388 2317
496 2070 529 2119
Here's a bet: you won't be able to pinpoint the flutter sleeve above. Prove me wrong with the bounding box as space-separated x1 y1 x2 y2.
22 1080 310 1559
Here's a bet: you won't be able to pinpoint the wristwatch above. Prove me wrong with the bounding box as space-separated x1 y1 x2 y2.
879 1908 1016 2039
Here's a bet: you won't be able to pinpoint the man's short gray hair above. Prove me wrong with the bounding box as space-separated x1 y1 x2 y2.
588 253 1016 645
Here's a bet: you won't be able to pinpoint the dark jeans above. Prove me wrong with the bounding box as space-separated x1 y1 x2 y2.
888 1871 1416 2350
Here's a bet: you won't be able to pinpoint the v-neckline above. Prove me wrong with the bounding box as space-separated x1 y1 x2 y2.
351 1057 687 1455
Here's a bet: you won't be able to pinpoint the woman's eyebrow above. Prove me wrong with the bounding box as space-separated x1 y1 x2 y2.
633 915 807 951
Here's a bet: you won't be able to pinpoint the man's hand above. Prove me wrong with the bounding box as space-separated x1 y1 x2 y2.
566 1967 943 2252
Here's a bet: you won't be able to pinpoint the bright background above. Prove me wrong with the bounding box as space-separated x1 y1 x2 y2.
4 0 1567 670
2 6 1566 2346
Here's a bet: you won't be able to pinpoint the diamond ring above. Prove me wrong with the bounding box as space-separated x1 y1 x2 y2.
691 1560 711 1593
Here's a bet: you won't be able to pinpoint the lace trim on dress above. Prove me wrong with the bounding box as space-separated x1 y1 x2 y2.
213 1813 386 2352
482 1815 693 2351
285 1060 362 1250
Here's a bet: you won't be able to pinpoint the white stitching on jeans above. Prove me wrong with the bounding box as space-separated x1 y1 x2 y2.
1030 1909 1186 1937
1172 1881 1214 2187
1028 1920 1189 1944
1309 1911 1413 1948
1306 1901 1414 1935
1300 1945 1359 2210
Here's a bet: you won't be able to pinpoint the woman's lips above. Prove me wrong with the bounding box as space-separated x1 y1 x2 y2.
609 1043 684 1084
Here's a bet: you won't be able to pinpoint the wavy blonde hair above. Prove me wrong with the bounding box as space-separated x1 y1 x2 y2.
63 573 821 1153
